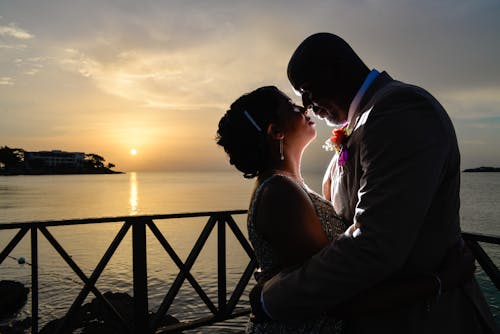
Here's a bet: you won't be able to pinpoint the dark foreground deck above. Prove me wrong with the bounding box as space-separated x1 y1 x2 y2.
0 211 499 333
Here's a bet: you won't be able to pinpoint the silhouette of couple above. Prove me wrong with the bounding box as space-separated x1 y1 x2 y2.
216 33 498 334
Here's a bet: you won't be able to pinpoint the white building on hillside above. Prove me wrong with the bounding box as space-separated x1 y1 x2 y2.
25 150 85 168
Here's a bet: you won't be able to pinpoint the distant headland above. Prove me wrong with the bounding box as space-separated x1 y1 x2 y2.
463 167 500 173
0 146 123 175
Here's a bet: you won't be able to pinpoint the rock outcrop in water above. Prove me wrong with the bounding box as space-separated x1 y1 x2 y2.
0 317 32 334
0 290 181 333
0 280 29 319
463 166 500 172
39 292 180 334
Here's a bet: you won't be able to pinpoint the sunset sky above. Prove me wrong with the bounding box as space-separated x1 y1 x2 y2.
1 0 499 172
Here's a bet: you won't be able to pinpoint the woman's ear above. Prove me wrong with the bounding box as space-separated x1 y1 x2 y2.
266 123 284 140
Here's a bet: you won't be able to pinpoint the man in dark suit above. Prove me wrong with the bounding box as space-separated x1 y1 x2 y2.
253 33 498 333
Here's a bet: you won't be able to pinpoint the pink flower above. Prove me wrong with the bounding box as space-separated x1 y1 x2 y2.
338 148 348 166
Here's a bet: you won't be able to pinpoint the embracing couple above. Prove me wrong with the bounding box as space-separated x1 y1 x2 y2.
216 33 498 333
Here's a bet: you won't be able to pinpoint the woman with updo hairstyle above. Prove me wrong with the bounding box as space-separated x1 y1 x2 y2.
218 86 345 333
216 87 475 334
217 86 287 178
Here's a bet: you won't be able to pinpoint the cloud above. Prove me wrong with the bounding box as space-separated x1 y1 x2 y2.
0 24 33 39
0 43 28 50
0 77 13 85
0 20 41 83
443 86 500 122
58 48 197 107
56 31 290 112
12 57 46 76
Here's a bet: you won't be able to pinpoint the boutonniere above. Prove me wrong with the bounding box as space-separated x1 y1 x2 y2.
323 124 351 166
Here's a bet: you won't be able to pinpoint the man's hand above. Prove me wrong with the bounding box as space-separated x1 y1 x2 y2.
249 282 271 323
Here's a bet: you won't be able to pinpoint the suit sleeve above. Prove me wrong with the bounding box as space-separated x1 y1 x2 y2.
261 89 456 321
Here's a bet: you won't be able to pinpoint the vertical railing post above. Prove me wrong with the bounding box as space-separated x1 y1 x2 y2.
31 227 39 334
132 219 149 333
217 215 227 317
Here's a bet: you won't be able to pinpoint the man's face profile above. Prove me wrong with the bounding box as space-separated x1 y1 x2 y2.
298 81 347 127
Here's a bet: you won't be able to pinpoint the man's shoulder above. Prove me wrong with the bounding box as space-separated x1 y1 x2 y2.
367 79 444 123
364 71 427 102
375 80 433 104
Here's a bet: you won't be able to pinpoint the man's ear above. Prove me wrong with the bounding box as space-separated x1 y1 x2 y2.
266 123 284 140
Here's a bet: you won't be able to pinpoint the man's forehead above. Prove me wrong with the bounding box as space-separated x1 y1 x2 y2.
292 80 312 96
292 86 303 97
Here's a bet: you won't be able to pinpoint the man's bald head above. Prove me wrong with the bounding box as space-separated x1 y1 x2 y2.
287 33 369 92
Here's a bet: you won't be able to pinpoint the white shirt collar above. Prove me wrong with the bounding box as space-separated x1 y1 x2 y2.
347 69 380 127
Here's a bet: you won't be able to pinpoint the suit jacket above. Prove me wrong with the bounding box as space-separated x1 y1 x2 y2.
262 72 498 333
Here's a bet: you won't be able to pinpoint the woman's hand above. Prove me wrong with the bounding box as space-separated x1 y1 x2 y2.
249 282 272 323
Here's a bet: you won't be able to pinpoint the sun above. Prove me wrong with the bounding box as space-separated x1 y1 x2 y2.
130 148 137 156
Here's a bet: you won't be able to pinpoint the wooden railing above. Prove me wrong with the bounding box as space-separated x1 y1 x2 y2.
1 212 499 333
0 211 255 334
463 232 500 290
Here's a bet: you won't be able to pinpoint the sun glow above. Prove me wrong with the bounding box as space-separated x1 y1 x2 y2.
130 148 137 156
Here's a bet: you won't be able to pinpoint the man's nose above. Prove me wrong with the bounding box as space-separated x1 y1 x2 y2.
301 92 313 110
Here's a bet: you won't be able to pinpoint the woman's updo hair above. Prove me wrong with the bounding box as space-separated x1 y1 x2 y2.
216 86 289 178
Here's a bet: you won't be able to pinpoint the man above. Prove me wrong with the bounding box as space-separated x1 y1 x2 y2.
252 33 498 333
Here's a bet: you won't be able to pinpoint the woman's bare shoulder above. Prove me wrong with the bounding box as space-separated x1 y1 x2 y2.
255 175 319 236
256 175 315 217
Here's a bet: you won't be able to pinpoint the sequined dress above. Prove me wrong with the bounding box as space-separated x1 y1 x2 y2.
246 174 346 334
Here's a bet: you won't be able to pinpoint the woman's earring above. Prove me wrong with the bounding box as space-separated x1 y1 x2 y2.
280 139 284 161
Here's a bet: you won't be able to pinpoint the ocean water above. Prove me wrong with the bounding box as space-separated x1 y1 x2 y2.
0 171 499 331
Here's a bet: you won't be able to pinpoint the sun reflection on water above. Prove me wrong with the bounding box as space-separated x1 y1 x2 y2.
129 172 138 215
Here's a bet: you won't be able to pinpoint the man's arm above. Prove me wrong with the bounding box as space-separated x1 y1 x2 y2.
329 240 475 318
261 91 460 321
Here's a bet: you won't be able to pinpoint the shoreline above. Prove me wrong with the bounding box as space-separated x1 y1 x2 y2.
0 170 124 176
463 167 500 173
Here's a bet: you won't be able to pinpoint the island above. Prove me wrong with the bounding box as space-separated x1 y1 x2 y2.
0 146 122 175
463 166 500 173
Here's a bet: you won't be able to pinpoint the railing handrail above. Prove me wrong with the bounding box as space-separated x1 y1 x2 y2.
1 212 499 333
462 231 500 245
0 210 248 229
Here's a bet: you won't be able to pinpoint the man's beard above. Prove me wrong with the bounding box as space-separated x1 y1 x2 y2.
324 115 342 127
313 107 346 127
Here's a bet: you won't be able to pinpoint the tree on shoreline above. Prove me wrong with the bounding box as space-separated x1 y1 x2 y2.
0 146 25 171
85 153 106 169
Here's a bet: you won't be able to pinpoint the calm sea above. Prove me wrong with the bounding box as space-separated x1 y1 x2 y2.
0 171 499 331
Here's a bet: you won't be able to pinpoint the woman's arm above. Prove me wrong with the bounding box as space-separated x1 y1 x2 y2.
249 177 331 323
255 176 329 268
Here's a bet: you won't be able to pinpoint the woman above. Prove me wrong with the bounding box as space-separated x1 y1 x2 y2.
216 86 473 334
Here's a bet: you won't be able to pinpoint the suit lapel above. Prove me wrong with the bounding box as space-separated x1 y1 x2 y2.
350 71 393 129
332 72 394 222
